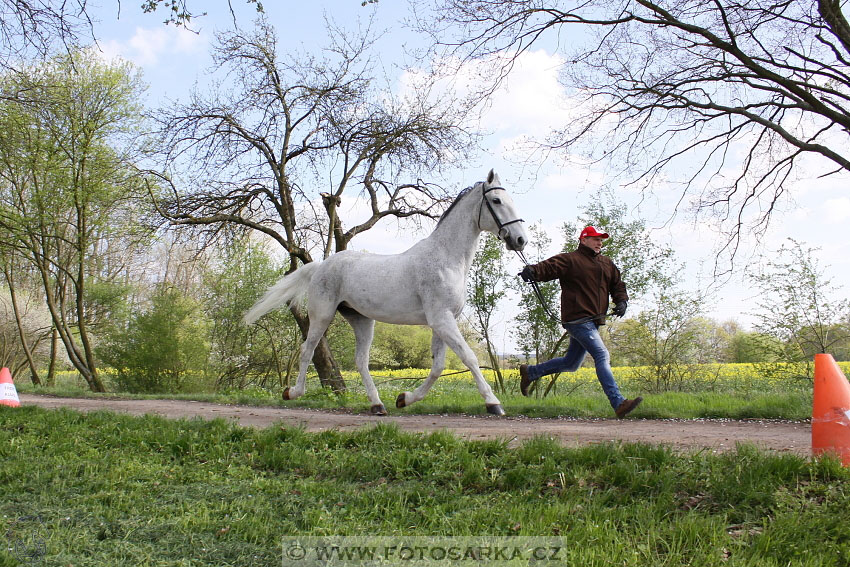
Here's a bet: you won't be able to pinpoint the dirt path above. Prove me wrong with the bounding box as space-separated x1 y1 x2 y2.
19 394 812 456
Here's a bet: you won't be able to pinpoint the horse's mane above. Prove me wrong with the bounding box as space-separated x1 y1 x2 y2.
436 183 479 227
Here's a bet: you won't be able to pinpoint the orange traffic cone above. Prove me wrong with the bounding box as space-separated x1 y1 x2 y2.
812 353 850 465
0 367 20 408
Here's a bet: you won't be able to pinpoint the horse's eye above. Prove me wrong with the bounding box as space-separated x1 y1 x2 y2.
492 198 502 204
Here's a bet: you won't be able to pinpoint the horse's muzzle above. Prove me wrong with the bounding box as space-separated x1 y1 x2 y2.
506 234 527 251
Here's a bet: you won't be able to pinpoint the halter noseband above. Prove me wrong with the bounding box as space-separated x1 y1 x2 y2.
479 184 524 240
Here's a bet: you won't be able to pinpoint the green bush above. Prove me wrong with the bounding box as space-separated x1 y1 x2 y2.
98 285 212 393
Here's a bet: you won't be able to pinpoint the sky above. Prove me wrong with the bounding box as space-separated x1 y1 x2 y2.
90 0 850 354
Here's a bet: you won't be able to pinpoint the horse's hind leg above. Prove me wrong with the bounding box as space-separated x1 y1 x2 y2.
396 333 446 409
339 307 386 415
284 303 337 401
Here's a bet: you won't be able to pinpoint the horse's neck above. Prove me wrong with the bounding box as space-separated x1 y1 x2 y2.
424 195 483 270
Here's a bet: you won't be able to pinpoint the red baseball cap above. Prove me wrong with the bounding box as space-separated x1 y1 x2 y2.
579 226 609 239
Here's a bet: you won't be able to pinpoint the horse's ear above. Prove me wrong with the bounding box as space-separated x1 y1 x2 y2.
487 169 496 184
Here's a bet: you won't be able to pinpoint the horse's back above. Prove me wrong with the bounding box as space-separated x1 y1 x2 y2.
312 249 432 324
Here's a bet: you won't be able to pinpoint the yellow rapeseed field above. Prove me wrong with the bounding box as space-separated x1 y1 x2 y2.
362 361 840 394
43 360 845 395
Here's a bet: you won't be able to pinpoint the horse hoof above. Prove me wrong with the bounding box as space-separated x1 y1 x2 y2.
282 387 291 400
371 404 387 416
395 393 407 408
486 404 505 416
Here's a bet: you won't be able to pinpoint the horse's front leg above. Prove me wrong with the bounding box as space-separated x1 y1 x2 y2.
426 312 504 416
396 333 446 409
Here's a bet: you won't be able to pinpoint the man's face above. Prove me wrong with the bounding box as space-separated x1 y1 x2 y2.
581 236 605 253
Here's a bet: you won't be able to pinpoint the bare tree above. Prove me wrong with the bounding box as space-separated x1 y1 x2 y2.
151 17 474 392
415 0 850 266
0 0 91 68
0 0 264 77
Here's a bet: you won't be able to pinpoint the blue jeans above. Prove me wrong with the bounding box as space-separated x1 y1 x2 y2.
526 321 625 410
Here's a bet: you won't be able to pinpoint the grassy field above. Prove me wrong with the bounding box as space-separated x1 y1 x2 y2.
1 406 848 566
18 362 818 420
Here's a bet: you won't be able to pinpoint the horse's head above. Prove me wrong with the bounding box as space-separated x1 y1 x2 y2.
478 169 528 251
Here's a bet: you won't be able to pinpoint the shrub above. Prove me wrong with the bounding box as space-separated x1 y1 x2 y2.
99 285 211 393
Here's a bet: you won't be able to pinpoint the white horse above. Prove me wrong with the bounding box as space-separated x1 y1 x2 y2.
244 170 527 415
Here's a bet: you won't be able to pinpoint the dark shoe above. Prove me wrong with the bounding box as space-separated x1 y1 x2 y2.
615 396 643 418
519 364 532 397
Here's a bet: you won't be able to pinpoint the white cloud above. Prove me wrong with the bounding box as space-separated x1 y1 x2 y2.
484 50 571 136
398 49 573 139
99 26 205 67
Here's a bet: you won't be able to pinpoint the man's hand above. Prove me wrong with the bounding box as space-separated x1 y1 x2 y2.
612 301 628 317
519 266 536 282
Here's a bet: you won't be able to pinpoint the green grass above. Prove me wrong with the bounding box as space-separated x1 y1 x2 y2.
1 407 849 566
398 390 813 420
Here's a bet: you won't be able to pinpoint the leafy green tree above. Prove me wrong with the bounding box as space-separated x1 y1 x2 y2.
727 330 781 364
0 49 148 391
607 319 651 367
512 223 562 364
369 323 433 370
202 236 302 390
608 287 709 392
752 239 850 377
99 285 211 393
687 317 733 364
467 233 508 391
361 323 467 370
816 323 850 362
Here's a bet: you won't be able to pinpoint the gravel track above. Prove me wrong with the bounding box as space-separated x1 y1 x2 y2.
19 394 811 455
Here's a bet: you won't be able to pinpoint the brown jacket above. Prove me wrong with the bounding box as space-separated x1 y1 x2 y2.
529 243 628 325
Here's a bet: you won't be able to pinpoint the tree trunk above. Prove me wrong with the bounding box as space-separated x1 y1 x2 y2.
38 259 105 392
482 329 504 393
46 327 58 387
74 250 102 392
3 265 41 385
291 307 346 393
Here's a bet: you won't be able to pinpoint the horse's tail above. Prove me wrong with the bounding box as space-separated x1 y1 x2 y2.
243 262 320 324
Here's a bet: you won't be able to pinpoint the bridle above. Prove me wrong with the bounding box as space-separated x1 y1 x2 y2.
478 183 525 242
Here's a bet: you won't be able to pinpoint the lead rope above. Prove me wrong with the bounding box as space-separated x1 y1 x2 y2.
374 367 496 387
514 249 566 325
